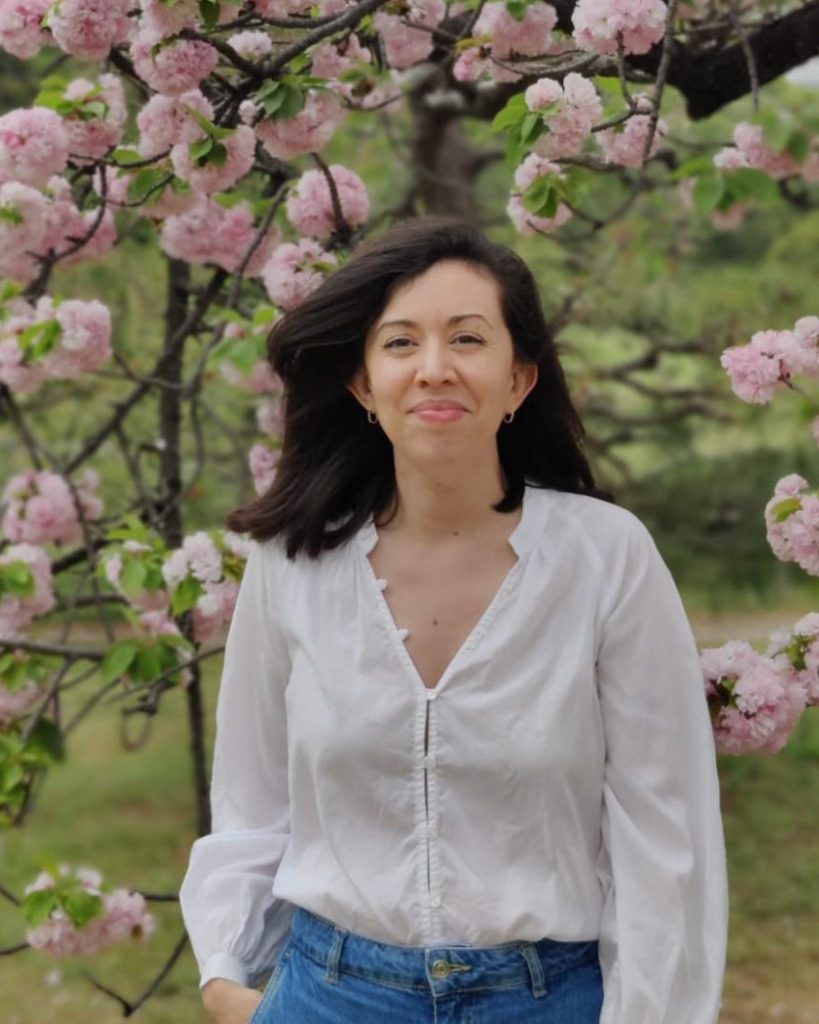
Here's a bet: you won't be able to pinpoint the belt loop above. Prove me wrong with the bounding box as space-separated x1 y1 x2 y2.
324 926 348 985
518 942 548 998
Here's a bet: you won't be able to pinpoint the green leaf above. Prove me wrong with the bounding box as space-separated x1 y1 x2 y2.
199 0 220 30
26 719 64 762
171 575 203 616
724 167 779 204
189 137 214 167
131 645 163 682
100 643 140 685
21 888 58 928
773 497 802 522
119 558 147 595
670 155 718 182
490 92 527 133
63 889 103 928
127 167 169 205
692 173 725 214
208 141 228 167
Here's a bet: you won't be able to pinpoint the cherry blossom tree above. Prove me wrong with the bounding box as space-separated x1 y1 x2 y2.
1 0 818 1010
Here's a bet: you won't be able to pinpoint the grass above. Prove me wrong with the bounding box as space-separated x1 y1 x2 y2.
1 604 818 1023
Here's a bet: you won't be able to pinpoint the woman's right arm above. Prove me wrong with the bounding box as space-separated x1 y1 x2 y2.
178 539 295 1022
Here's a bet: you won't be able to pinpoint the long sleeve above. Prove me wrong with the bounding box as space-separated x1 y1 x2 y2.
593 516 728 1024
178 538 296 990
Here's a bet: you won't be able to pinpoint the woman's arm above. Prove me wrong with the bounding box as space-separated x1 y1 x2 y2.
179 539 295 1015
594 517 729 1024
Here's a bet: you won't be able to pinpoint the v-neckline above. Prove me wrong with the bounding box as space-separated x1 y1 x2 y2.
356 485 537 698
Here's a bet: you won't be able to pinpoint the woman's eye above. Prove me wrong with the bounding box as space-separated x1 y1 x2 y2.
384 334 483 349
455 334 483 344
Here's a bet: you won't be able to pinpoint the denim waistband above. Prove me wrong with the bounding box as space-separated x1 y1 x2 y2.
286 906 599 998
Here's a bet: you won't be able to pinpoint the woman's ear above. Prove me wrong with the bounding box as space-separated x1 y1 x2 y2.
346 367 371 409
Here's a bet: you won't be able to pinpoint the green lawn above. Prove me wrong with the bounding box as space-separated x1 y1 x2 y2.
1 604 818 1024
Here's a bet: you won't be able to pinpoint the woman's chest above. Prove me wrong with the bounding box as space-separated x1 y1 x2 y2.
366 540 520 690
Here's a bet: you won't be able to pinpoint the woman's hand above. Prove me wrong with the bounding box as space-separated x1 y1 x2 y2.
202 978 263 1024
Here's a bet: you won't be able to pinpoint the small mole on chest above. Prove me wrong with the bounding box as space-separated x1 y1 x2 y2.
432 619 438 626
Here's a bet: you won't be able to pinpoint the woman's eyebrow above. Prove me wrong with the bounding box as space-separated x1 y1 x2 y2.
375 313 492 333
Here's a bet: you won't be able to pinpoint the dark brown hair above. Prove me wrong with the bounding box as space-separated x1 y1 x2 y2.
226 215 615 558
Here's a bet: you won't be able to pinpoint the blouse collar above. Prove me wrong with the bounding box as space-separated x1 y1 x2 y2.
355 483 546 558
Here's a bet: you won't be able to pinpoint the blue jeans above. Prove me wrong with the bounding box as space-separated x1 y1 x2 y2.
250 906 603 1023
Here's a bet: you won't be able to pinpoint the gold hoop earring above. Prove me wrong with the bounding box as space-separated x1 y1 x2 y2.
367 410 378 424
503 411 514 424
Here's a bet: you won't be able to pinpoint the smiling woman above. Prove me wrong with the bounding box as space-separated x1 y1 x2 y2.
180 216 728 1024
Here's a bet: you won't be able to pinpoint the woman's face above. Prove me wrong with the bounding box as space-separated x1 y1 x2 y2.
347 259 538 472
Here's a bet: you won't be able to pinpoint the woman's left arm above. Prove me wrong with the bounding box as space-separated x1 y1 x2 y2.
594 516 729 1024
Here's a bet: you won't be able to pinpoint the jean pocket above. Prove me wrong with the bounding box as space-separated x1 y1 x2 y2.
538 939 600 984
249 939 295 1024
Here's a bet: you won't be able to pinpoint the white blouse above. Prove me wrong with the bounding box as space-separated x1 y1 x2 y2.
179 483 728 1024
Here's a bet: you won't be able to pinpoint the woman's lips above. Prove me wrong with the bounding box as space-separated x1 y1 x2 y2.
412 407 465 422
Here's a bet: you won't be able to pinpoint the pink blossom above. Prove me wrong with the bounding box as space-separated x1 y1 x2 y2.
40 175 118 267
0 543 56 638
0 677 43 725
227 29 272 60
475 1 557 59
256 395 286 437
285 164 369 238
132 28 219 97
732 121 802 180
102 540 169 613
0 107 69 189
764 477 819 576
219 359 278 393
453 2 558 83
160 195 279 275
37 298 113 380
60 74 127 164
572 0 666 56
162 532 222 589
139 0 199 36
812 416 819 450
309 33 370 80
48 0 131 61
1 468 103 546
597 94 667 166
527 73 603 159
24 866 155 957
170 124 256 194
0 0 51 58
249 442 280 495
253 91 346 161
193 578 240 643
784 315 819 376
0 181 50 284
709 204 750 231
222 529 252 560
373 0 444 72
0 301 47 393
507 154 572 236
137 91 214 158
261 238 337 310
720 329 793 404
137 608 181 637
766 613 819 707
701 639 806 755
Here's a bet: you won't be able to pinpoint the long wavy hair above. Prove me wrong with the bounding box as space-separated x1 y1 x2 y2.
226 215 616 558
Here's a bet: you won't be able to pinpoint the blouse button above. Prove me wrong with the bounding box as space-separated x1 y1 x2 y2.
375 578 388 591
397 627 410 642
429 895 442 908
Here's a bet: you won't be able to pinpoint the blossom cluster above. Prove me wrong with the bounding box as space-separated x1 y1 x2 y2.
249 442 281 495
1 468 103 546
24 865 155 957
572 0 667 57
0 676 43 726
454 2 561 84
701 640 806 755
0 293 113 394
715 121 819 183
0 543 56 638
101 529 252 645
764 474 819 578
720 316 819 404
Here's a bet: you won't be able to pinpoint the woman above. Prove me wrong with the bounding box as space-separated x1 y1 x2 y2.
179 216 728 1024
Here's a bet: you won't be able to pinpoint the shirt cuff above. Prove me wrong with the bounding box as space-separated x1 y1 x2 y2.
200 952 251 990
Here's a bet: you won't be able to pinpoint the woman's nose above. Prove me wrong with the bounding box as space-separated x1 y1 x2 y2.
416 340 455 382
